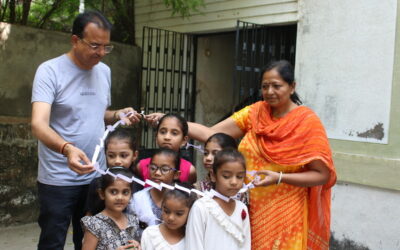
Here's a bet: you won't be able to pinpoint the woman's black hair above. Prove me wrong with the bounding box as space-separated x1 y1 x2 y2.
212 148 246 174
205 133 237 150
161 182 197 209
261 60 302 105
72 10 112 38
156 113 189 137
104 127 137 152
93 167 133 214
151 147 181 171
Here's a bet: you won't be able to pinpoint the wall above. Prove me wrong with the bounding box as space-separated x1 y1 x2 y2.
295 0 400 191
295 0 400 248
194 33 236 173
296 0 396 145
0 23 142 225
135 0 298 42
331 183 400 250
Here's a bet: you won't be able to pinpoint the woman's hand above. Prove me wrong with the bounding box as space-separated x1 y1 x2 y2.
253 170 280 187
144 112 164 127
253 160 331 188
116 240 141 250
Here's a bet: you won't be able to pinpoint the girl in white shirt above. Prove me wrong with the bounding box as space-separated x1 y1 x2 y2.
141 183 197 250
130 148 181 230
185 148 251 250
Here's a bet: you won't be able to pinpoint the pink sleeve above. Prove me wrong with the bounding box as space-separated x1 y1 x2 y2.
179 158 193 182
139 158 151 181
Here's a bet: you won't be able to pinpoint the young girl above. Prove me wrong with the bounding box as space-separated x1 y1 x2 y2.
130 148 181 230
85 128 140 215
81 167 141 250
195 133 237 192
141 183 197 250
137 113 196 183
185 148 251 250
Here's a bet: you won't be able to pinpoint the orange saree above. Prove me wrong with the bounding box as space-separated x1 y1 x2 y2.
231 101 336 250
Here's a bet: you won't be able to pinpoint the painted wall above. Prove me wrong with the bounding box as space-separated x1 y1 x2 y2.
0 23 142 225
295 0 400 247
331 183 400 249
295 0 400 191
296 0 396 145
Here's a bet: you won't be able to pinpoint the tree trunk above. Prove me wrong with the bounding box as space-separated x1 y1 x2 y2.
111 0 136 45
21 0 32 25
0 0 10 21
9 0 15 23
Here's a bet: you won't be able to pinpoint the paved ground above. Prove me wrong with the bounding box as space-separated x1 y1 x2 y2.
0 223 74 250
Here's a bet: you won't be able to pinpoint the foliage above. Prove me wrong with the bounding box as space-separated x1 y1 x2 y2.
163 0 205 18
0 0 205 44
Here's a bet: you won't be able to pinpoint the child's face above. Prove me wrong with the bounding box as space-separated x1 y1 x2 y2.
99 179 131 213
203 140 222 172
106 138 138 169
156 117 188 151
149 154 180 185
211 161 245 197
162 197 189 231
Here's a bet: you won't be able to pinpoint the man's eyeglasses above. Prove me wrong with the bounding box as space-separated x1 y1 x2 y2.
80 38 114 54
148 164 177 175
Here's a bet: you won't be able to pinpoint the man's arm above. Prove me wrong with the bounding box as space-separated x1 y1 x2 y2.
31 102 94 175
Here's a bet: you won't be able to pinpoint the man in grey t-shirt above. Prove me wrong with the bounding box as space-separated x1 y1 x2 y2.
31 11 141 250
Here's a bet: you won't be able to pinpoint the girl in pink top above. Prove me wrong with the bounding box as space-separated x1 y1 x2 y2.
137 113 197 183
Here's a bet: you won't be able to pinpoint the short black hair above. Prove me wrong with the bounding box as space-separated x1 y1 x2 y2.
162 182 197 209
205 133 237 150
105 127 137 152
99 167 134 192
212 148 246 174
72 10 112 38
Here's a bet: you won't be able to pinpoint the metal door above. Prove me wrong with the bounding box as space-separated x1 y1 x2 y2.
233 21 297 111
140 27 196 149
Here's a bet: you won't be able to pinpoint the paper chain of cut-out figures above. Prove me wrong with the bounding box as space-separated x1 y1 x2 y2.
90 111 258 202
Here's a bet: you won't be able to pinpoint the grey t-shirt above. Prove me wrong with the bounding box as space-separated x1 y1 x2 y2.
31 54 110 186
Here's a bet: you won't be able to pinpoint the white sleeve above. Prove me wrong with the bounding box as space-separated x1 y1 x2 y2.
185 200 206 250
140 227 152 250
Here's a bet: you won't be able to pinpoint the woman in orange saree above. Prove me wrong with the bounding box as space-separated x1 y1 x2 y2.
145 60 336 249
232 100 336 250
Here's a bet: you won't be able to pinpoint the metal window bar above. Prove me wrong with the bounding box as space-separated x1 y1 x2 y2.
233 21 297 112
140 26 196 151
